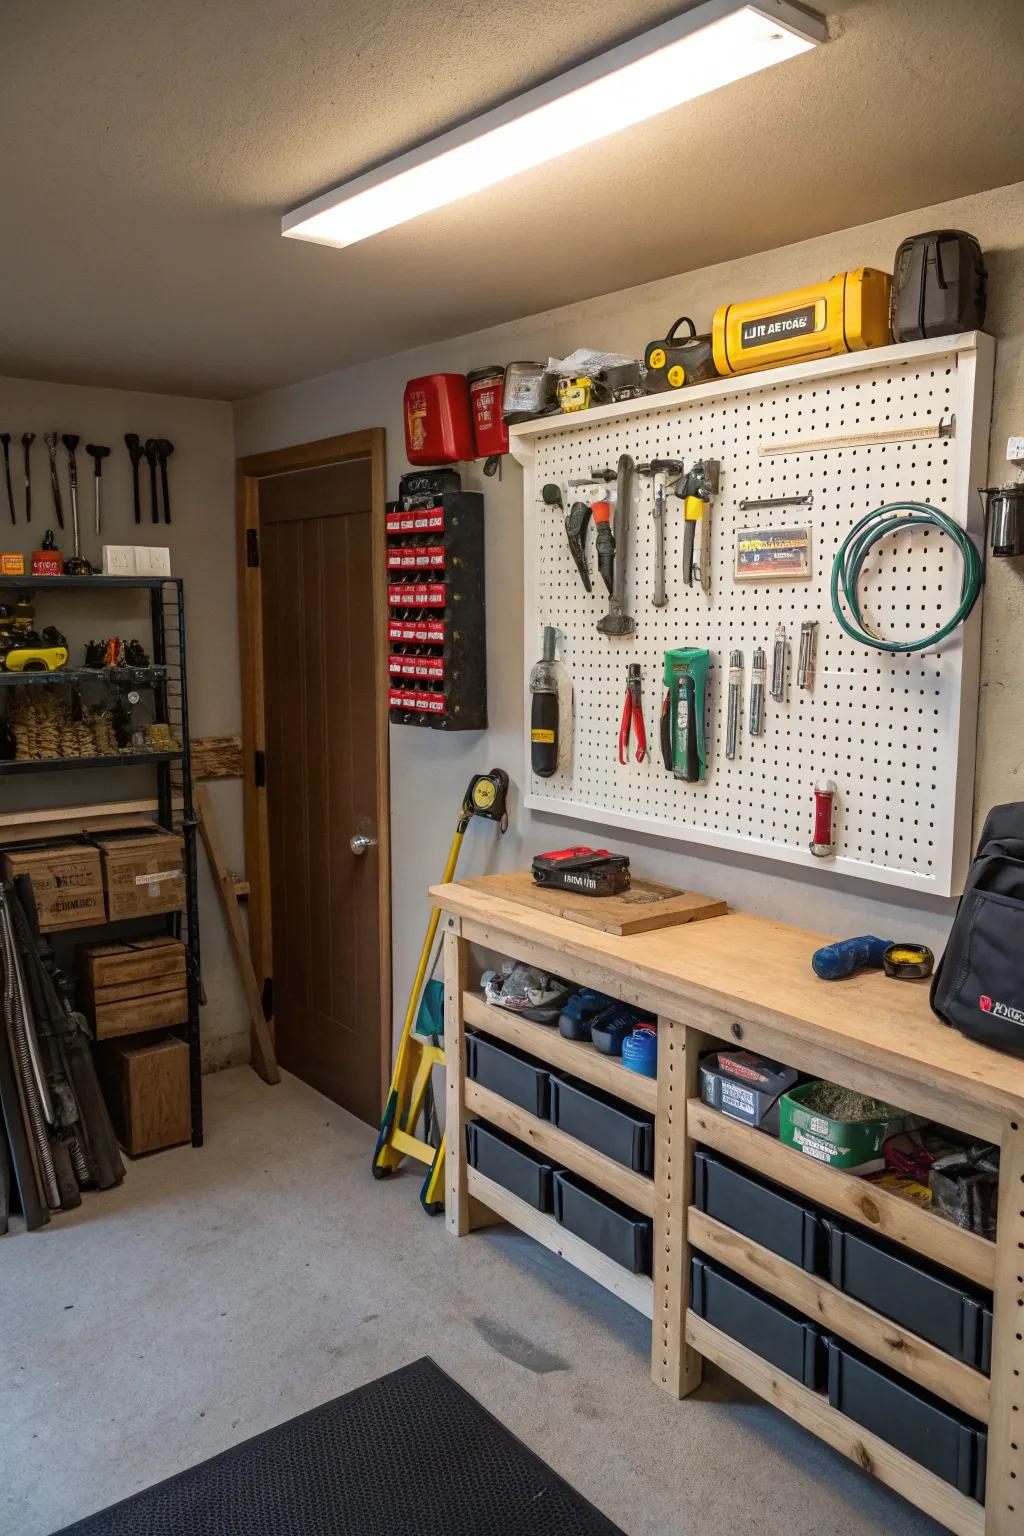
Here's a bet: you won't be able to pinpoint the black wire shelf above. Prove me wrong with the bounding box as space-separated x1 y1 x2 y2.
0 750 182 776
0 666 167 689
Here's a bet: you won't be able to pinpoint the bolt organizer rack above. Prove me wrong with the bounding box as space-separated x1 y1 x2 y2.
0 575 202 1145
432 875 1024 1536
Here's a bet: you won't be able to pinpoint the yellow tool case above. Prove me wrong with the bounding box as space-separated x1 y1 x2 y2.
712 268 892 376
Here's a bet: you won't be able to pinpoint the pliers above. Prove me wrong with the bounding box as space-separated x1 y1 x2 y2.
619 664 648 763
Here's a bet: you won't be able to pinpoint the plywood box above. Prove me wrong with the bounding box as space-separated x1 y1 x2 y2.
92 830 185 920
2 843 105 931
80 937 188 1040
98 1033 191 1155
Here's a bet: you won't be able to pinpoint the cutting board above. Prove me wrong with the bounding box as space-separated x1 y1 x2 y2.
458 870 726 936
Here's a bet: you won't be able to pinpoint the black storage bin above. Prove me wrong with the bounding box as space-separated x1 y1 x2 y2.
466 1121 557 1212
552 1169 652 1274
549 1074 655 1174
823 1217 993 1372
825 1338 987 1503
694 1150 823 1273
466 1031 550 1118
690 1256 823 1388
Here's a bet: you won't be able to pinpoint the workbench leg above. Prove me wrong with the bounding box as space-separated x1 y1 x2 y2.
653 1018 708 1398
985 1114 1024 1533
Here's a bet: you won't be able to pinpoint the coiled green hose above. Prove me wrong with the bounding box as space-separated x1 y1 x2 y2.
831 501 984 653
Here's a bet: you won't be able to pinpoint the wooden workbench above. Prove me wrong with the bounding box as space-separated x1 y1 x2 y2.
432 876 1024 1536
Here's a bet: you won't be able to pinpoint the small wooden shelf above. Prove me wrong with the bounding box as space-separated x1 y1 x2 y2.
465 1079 655 1217
686 1312 984 1536
687 1098 996 1291
466 1166 654 1318
688 1208 989 1424
462 990 657 1115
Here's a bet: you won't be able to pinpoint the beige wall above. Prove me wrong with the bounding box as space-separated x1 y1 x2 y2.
235 180 1024 1047
0 375 247 1068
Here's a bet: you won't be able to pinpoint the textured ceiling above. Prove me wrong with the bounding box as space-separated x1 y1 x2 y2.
4 0 1024 400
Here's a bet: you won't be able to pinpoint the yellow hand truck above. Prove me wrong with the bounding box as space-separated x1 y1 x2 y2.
372 769 509 1212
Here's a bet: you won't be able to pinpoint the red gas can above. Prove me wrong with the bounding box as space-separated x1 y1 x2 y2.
403 373 475 466
467 365 509 459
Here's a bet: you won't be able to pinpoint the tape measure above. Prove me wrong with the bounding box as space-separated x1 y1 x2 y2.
466 770 509 824
882 943 934 980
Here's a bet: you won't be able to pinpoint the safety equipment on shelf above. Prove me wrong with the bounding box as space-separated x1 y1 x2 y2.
643 316 718 392
712 268 892 377
831 501 983 653
371 769 509 1212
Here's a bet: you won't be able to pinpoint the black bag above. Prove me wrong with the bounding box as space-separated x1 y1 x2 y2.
932 803 1024 1055
890 230 987 342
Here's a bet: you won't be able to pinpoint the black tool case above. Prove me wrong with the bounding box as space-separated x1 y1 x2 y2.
465 1031 550 1118
823 1217 993 1372
465 1121 557 1212
549 1075 654 1174
694 1150 823 1272
890 229 987 342
552 1170 652 1274
824 1338 987 1502
690 1256 824 1388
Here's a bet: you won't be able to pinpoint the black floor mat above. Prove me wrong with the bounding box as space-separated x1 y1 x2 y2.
55 1356 625 1535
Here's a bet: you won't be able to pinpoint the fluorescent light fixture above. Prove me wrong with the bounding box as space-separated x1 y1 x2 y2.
283 0 825 250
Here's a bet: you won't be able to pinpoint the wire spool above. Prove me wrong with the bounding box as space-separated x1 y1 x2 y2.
831 501 984 653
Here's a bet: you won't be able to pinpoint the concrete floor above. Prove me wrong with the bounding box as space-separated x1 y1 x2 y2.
1 1067 946 1536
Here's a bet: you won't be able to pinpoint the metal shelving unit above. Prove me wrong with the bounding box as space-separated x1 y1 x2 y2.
0 576 202 1145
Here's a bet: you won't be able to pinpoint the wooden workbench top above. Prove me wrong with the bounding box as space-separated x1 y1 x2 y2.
431 876 1024 1125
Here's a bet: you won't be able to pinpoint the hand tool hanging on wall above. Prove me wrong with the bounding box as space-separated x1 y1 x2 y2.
770 623 787 701
20 433 34 522
797 619 818 688
638 458 683 607
811 779 837 857
155 439 174 524
750 647 766 735
619 664 648 763
62 435 91 576
662 648 708 781
372 770 509 1213
541 482 564 511
0 435 14 524
564 501 593 591
85 444 110 535
597 454 636 636
726 651 743 760
143 439 159 523
124 433 143 523
677 459 719 592
43 433 64 528
530 626 572 777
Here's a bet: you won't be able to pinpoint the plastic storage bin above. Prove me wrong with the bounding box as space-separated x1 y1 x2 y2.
549 1074 655 1174
466 1031 550 1118
824 1338 987 1503
823 1218 993 1372
465 1121 557 1212
552 1170 652 1274
690 1257 824 1387
694 1150 823 1273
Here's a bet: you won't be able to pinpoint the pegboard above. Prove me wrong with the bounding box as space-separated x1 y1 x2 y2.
511 334 995 897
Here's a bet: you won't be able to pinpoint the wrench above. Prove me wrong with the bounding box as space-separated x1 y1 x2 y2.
44 433 64 527
21 433 33 522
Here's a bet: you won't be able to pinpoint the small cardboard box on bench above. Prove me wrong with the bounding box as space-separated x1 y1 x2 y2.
80 936 188 1040
1 843 105 931
91 830 185 921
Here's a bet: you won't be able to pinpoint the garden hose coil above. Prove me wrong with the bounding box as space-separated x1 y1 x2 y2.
831 501 984 653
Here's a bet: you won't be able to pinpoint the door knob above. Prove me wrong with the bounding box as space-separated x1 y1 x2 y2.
350 832 376 856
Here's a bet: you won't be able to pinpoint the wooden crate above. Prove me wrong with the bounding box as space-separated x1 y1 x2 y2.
98 1034 191 1155
92 830 185 920
80 937 188 1040
2 843 104 931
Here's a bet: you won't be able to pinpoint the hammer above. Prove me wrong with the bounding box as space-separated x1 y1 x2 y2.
86 444 110 535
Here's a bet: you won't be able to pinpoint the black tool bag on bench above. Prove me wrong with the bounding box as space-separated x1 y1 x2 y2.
932 802 1024 1055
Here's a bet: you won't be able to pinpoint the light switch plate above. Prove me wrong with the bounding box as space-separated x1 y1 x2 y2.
102 545 138 576
1006 435 1024 465
135 546 172 576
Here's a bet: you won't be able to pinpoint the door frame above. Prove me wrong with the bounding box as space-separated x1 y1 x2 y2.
236 428 391 1108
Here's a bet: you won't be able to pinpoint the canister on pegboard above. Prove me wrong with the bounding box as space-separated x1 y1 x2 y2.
403 374 475 465
468 366 509 467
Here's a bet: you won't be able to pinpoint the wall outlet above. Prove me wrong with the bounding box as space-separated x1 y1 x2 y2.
1007 436 1024 465
136 546 172 576
102 545 138 575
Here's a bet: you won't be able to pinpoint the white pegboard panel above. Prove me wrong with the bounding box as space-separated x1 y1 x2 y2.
512 334 995 897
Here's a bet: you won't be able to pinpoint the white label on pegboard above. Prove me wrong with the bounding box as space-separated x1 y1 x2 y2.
514 336 993 897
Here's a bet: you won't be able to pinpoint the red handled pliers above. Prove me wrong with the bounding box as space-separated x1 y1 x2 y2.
619 664 648 764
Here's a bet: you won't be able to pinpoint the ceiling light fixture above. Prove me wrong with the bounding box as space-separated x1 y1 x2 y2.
283 0 825 251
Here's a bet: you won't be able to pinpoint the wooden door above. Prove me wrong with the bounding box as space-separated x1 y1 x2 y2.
257 457 385 1125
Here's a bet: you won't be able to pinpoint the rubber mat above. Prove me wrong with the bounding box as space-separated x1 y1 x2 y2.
55 1356 625 1536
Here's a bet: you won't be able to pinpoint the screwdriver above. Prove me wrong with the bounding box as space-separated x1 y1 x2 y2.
726 650 743 760
750 647 766 735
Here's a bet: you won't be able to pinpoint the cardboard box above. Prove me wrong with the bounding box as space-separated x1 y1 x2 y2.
80 936 188 1040
98 1033 191 1155
92 830 185 921
2 843 105 931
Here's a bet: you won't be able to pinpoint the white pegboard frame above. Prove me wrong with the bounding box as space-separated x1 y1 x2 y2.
511 333 995 898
